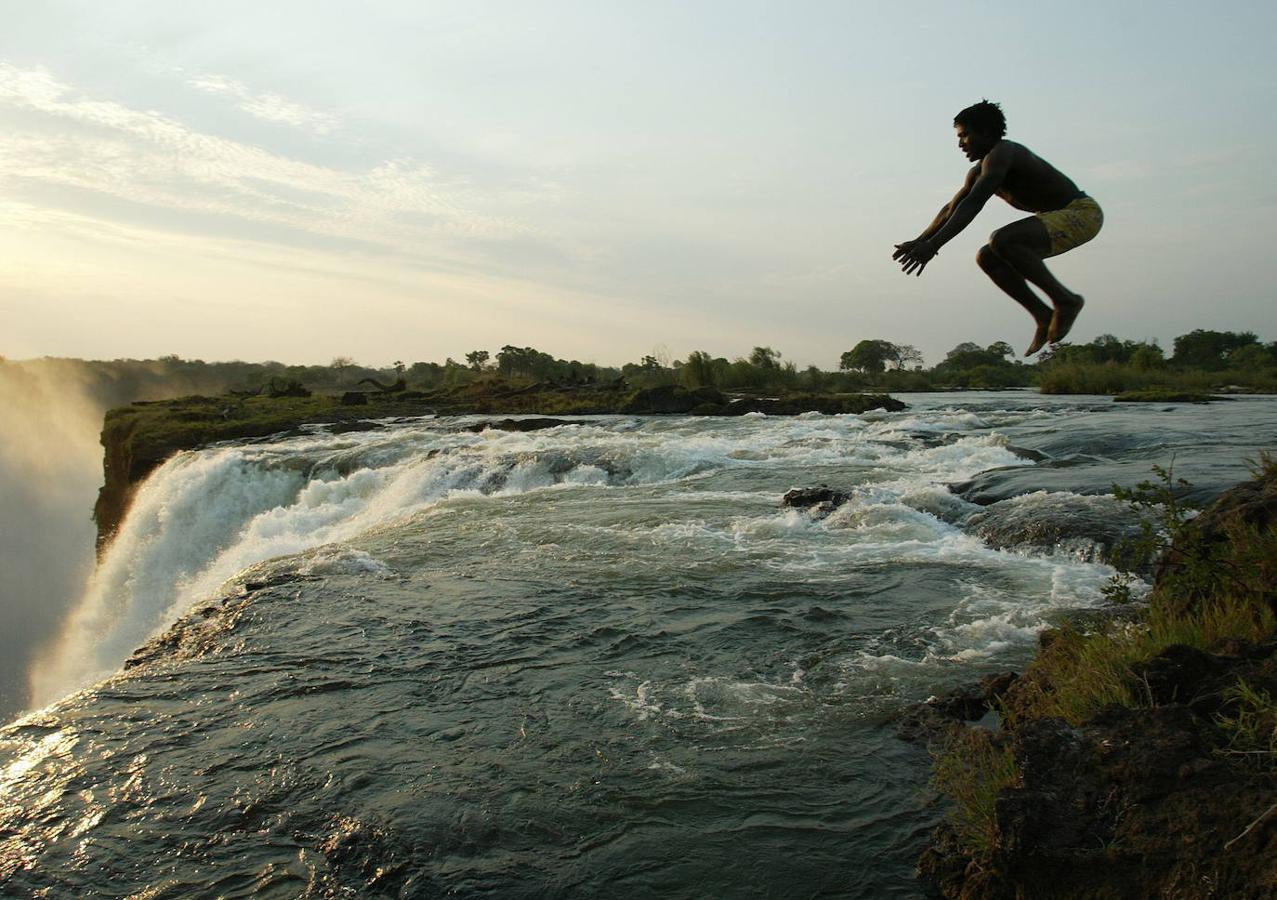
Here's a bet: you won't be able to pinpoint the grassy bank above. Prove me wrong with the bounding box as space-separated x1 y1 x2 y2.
1037 360 1277 395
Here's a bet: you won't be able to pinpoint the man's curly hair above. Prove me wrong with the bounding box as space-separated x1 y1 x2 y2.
953 100 1007 138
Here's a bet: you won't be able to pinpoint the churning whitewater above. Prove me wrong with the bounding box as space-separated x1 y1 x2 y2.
7 393 1277 898
35 405 1043 705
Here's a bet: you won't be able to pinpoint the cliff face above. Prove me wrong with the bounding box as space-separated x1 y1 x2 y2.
92 406 170 554
918 468 1277 899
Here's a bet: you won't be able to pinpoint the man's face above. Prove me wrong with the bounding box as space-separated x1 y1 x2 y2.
955 124 997 162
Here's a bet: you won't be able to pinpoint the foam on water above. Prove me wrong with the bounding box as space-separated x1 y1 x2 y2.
33 412 1092 709
297 548 395 578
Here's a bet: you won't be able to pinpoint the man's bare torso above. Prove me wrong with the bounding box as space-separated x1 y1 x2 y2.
979 140 1081 213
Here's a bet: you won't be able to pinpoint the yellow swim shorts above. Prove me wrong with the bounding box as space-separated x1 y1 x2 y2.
1036 195 1103 257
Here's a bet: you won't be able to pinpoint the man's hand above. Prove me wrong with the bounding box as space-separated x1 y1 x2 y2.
893 239 937 276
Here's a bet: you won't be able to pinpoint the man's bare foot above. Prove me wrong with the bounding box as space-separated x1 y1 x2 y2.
1048 294 1085 343
1025 317 1051 355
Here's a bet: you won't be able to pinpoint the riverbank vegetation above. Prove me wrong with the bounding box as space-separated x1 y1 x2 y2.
5 327 1275 401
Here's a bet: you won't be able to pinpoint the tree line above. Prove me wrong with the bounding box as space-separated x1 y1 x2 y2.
5 328 1274 401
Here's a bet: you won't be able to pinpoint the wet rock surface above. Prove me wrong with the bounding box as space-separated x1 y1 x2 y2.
781 486 851 515
897 672 1019 743
950 458 1242 508
962 492 1141 565
462 417 585 433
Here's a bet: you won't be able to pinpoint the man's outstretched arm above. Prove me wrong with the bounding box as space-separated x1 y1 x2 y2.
893 167 978 264
895 146 1011 275
917 166 981 241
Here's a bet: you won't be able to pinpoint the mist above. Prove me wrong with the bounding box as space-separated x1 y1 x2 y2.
0 357 270 721
0 360 104 721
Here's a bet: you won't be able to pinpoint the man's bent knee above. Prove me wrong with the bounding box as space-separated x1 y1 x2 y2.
988 229 1019 258
976 244 1001 271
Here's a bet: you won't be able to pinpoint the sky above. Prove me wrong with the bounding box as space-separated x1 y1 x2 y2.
2 1 1275 369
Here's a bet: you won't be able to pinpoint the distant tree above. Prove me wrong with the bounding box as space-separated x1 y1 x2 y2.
749 346 782 369
1130 344 1166 371
392 360 405 375
840 340 897 374
1171 329 1258 370
497 345 551 378
330 356 355 384
937 341 1019 374
945 342 984 360
1227 343 1273 370
894 344 924 369
465 350 490 371
681 350 717 388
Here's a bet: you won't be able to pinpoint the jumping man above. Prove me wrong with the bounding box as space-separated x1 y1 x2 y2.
893 100 1103 355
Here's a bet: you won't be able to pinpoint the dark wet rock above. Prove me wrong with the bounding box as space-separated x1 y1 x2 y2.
325 420 385 435
782 486 850 514
921 694 1277 898
962 492 1142 566
1131 644 1229 706
1172 464 1277 538
621 385 726 414
897 671 1018 743
620 385 907 416
1038 606 1145 646
950 457 1239 508
463 417 585 433
728 392 907 415
1004 444 1049 462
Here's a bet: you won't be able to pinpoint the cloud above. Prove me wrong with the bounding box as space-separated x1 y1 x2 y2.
187 73 340 135
0 62 550 270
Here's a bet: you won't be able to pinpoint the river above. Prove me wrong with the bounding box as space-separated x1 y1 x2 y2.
4 391 1275 897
